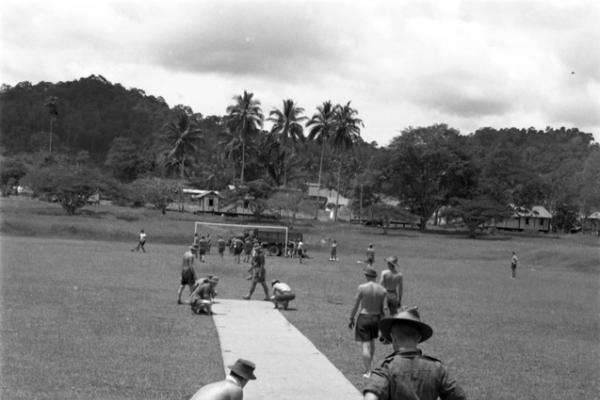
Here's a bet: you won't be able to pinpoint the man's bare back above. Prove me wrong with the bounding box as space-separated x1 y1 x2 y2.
189 378 243 400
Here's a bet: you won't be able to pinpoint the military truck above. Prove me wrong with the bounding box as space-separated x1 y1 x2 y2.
252 228 303 256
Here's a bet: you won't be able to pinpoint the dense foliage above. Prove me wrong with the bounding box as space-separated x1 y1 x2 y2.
1 76 598 229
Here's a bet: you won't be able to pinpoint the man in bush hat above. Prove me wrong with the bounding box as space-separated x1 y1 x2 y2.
363 308 467 400
349 267 389 378
380 256 403 314
190 358 256 400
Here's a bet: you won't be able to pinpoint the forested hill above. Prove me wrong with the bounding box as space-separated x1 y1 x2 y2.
0 75 175 158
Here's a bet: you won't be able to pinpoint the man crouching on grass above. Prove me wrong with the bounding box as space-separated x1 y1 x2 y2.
182 277 219 315
189 358 256 400
270 279 295 310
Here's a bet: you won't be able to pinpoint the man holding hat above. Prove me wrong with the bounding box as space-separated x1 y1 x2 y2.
380 256 403 314
178 246 198 305
349 267 389 378
363 308 467 400
270 279 296 309
189 358 256 400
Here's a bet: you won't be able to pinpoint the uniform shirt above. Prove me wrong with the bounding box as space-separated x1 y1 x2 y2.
139 232 146 242
356 281 387 315
364 349 467 400
273 282 291 293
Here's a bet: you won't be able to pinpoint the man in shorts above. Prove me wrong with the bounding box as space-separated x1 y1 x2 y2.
510 251 518 278
380 256 403 314
177 246 198 304
330 239 338 261
186 277 219 315
197 235 209 262
189 358 256 400
233 237 243 264
270 279 296 310
243 238 253 263
192 233 200 259
365 244 375 266
132 229 147 252
297 240 305 263
217 236 226 259
349 267 389 378
243 247 269 300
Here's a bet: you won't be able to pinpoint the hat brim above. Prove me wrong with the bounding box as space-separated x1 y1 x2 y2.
228 364 257 380
385 257 398 266
379 318 433 343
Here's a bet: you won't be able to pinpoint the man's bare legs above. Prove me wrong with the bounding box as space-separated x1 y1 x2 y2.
361 340 375 377
177 284 193 304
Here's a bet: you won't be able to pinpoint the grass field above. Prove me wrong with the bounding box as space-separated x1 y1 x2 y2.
1 197 599 399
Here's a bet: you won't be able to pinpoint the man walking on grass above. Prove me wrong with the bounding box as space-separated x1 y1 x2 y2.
510 251 518 278
243 246 270 300
197 235 209 262
217 236 226 259
380 256 403 314
189 358 256 400
132 229 147 252
366 243 375 266
349 267 389 378
330 239 338 261
177 246 197 304
363 308 466 400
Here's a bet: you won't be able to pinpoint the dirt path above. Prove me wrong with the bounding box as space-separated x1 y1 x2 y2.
212 299 362 399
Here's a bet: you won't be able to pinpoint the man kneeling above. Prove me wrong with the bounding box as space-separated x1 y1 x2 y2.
185 277 218 315
270 279 295 310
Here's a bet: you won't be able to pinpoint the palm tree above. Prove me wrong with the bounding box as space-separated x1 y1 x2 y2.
331 101 363 220
163 111 203 211
268 99 307 186
306 100 335 189
226 91 264 184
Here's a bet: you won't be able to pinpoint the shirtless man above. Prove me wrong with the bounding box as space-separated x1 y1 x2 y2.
365 244 375 266
177 246 197 304
217 236 226 259
189 358 256 400
197 236 209 262
380 256 403 314
187 278 218 315
349 267 389 378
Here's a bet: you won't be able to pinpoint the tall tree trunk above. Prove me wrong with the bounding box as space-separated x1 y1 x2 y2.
334 161 342 221
240 139 246 184
179 158 185 212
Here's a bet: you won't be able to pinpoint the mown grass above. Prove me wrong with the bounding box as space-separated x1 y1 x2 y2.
1 196 598 399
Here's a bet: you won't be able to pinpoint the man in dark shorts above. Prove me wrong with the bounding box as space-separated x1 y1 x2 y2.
349 267 389 378
330 239 338 261
270 279 296 310
233 237 243 264
243 238 253 263
217 236 226 259
297 240 305 263
197 235 209 262
177 246 197 304
366 244 375 266
363 308 466 400
243 247 269 300
380 256 403 315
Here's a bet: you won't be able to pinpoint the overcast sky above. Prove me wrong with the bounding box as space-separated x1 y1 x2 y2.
2 0 599 144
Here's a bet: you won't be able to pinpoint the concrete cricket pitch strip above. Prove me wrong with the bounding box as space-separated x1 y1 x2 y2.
212 299 362 399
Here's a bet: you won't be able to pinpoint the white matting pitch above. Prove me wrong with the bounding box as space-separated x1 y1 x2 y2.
212 299 362 400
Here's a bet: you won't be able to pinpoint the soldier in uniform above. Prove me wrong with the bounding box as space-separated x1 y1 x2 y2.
243 247 270 300
189 358 256 400
363 308 467 400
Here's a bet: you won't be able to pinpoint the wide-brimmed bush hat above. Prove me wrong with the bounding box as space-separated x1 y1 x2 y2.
228 358 257 380
363 267 377 278
385 256 399 267
379 307 433 343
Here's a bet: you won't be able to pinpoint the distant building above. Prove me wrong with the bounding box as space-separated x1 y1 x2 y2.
306 182 350 220
168 188 223 213
487 205 552 232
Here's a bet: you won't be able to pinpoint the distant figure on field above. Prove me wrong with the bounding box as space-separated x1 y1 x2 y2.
192 233 200 259
217 236 226 259
207 234 212 254
330 239 338 261
380 256 403 314
132 229 147 252
511 251 518 279
197 236 209 262
363 308 466 400
189 358 256 400
365 244 375 266
243 238 253 263
349 267 389 378
178 246 198 304
243 247 269 300
270 279 295 310
233 238 243 264
297 240 305 263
